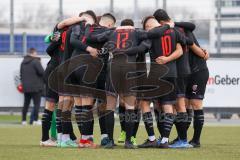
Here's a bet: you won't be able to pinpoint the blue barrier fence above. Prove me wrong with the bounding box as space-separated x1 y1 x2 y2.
0 34 48 55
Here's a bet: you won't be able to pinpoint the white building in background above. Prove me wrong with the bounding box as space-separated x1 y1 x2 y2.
210 0 240 54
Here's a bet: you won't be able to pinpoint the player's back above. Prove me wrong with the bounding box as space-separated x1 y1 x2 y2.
150 28 179 77
107 28 140 62
174 27 191 77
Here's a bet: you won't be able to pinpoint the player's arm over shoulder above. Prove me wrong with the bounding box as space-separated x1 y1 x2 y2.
57 16 85 29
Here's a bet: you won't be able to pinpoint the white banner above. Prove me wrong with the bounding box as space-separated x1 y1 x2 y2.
204 58 240 107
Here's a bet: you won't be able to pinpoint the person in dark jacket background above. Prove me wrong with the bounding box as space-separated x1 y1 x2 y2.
20 48 44 125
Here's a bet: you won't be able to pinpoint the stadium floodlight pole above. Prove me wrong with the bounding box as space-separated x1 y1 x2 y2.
110 0 114 14
134 0 138 21
163 0 167 10
216 0 221 54
22 32 27 55
155 0 159 9
10 0 14 54
59 0 63 20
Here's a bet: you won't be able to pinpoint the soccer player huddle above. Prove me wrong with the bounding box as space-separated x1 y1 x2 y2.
40 9 209 149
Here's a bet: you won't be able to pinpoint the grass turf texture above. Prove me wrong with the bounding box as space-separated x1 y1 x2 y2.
0 116 240 160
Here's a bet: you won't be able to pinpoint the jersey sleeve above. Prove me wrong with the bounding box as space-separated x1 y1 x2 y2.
175 22 196 32
124 40 151 56
63 27 73 61
175 29 194 46
70 24 88 51
46 41 60 57
85 25 111 43
186 31 200 47
146 24 170 39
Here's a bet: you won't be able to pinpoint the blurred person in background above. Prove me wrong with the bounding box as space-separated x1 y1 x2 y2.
20 48 44 125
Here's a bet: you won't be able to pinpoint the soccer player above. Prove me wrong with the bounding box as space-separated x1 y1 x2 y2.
185 30 209 148
69 10 99 148
84 13 116 146
153 9 193 148
138 16 187 148
54 13 89 148
40 30 61 147
86 19 139 149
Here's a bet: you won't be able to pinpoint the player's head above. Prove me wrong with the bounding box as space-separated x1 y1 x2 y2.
153 9 171 24
82 10 97 23
99 13 116 28
142 16 160 31
120 19 134 26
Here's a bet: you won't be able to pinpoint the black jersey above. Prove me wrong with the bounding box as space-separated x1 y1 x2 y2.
86 28 143 62
186 31 208 73
58 27 69 63
149 28 186 77
46 41 61 65
70 21 90 57
85 24 115 63
175 27 191 77
63 24 77 62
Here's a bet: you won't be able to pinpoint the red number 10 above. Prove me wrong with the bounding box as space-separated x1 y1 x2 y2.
161 35 172 56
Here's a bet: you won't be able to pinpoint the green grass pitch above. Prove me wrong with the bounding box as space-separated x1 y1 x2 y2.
0 115 240 160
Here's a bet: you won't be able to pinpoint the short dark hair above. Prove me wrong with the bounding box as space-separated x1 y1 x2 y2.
28 48 36 54
84 10 97 23
96 16 102 25
102 13 116 23
79 12 84 17
120 19 134 26
142 16 155 30
153 9 170 22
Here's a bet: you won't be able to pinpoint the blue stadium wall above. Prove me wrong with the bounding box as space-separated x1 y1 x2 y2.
0 34 48 54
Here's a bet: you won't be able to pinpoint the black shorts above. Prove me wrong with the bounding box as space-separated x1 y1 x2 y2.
157 77 177 105
186 69 209 100
106 63 137 97
176 76 189 98
44 62 59 103
57 64 67 96
96 64 107 90
69 65 97 97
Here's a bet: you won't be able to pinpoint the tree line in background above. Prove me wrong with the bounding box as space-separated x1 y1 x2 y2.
0 4 209 40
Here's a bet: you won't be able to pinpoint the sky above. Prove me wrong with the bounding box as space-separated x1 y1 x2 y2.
0 0 215 23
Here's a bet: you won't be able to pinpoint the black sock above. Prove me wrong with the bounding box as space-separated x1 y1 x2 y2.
162 113 175 138
98 109 107 135
175 112 188 140
75 105 83 134
154 109 164 137
193 110 204 142
56 109 62 134
41 109 53 141
186 109 193 130
81 105 94 136
119 105 126 132
125 109 136 142
105 110 115 141
132 109 141 138
61 110 71 135
142 112 155 138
